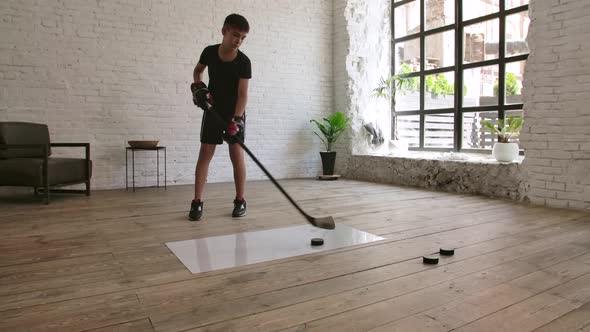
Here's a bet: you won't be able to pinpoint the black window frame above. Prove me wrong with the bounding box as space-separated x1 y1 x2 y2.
391 0 529 153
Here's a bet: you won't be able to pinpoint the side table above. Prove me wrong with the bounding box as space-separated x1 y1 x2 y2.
126 146 166 192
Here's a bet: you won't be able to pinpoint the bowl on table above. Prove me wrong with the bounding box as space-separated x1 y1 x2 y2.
128 140 159 148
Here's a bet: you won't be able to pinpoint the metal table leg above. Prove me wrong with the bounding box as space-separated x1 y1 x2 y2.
157 148 160 188
132 149 135 192
164 147 167 190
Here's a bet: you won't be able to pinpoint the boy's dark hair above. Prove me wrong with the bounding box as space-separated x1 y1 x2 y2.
224 14 249 32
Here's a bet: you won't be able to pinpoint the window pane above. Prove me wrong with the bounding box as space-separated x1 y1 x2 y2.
397 115 420 147
506 0 529 10
464 19 499 63
504 60 525 104
389 0 527 152
396 77 421 112
425 30 455 69
395 38 421 73
462 111 498 149
506 11 530 57
463 0 499 22
505 110 523 145
394 1 421 39
426 0 455 30
425 71 455 110
425 114 454 148
463 65 499 107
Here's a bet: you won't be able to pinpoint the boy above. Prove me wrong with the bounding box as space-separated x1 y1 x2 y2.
189 14 251 221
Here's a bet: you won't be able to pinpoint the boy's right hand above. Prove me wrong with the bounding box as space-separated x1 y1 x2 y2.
191 82 213 111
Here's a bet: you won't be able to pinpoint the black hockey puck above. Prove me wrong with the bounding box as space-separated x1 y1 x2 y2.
311 238 324 246
440 248 455 256
423 255 439 264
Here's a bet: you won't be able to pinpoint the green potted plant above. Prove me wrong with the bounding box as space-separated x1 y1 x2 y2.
481 115 523 162
310 111 350 175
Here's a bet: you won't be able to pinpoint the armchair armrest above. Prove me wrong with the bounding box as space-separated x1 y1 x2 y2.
48 142 93 199
50 143 90 148
51 143 91 184
50 143 90 161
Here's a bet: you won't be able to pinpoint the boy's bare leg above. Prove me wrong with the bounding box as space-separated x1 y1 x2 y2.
229 142 246 199
194 143 217 201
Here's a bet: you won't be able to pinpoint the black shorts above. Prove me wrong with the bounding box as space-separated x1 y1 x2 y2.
200 112 246 145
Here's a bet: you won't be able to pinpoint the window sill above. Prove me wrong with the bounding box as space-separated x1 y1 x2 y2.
346 151 524 200
359 150 524 165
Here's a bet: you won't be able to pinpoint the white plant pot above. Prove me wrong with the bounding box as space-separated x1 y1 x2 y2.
492 142 519 162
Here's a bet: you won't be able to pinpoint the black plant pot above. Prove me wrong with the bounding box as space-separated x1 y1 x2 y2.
320 151 337 175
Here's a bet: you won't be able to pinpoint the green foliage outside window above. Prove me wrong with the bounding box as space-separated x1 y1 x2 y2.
493 73 520 96
425 74 466 96
398 63 419 93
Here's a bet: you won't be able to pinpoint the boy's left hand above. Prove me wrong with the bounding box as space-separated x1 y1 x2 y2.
224 117 244 143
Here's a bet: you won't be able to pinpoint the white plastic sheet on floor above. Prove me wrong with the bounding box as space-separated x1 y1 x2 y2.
166 224 384 273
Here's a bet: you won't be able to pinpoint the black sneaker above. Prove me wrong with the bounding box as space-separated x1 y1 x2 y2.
189 200 204 221
232 199 247 217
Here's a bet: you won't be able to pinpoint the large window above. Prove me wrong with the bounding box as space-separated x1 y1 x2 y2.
392 0 529 152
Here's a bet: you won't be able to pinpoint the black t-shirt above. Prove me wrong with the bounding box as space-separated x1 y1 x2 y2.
198 44 251 117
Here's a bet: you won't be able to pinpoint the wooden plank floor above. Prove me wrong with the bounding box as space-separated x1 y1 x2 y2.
1 179 590 332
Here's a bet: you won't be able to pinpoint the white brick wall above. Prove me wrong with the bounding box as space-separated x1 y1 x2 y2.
521 0 590 210
344 0 391 156
0 0 333 189
333 0 351 174
333 0 391 174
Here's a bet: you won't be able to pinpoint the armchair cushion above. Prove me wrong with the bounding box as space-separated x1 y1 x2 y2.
0 158 92 187
0 122 51 159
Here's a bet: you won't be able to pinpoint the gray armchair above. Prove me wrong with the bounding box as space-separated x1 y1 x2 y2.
0 122 92 204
